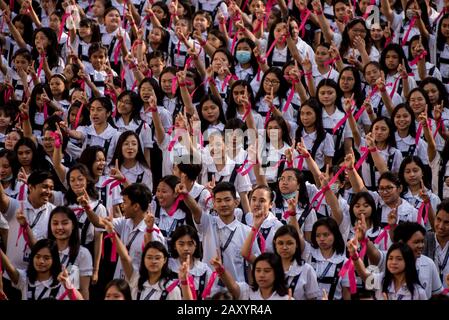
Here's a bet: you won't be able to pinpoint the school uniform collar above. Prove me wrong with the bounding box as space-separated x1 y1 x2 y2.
170 258 208 277
311 247 345 264
435 236 449 252
125 217 147 234
285 260 303 277
301 129 317 139
235 64 253 76
245 211 278 228
394 132 414 145
189 182 205 199
322 107 344 119
23 200 49 214
208 157 237 176
87 123 117 138
216 216 238 231
121 162 144 175
28 277 59 289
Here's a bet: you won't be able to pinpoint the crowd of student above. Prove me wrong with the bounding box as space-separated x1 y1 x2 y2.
0 0 449 301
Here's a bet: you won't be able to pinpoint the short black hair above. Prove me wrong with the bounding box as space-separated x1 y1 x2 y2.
213 182 237 199
437 199 449 216
176 163 202 181
170 225 202 259
393 222 426 243
121 183 152 212
27 171 53 186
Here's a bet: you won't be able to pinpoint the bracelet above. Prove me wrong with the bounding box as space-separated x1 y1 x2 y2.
251 226 258 233
180 279 188 285
147 12 154 18
304 71 312 80
351 253 360 261
216 265 225 276
148 107 157 112
379 87 386 93
20 113 29 121
315 10 323 15
366 110 374 115
179 82 186 87
302 153 310 158
83 204 92 211
257 57 266 64
368 147 377 153
199 39 207 47
207 77 215 85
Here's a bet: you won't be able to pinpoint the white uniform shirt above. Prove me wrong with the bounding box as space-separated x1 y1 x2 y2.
13 270 66 300
242 212 283 253
76 124 120 164
285 260 321 300
294 130 334 170
237 282 290 300
112 217 166 279
3 199 55 270
127 271 182 300
120 162 153 192
370 272 428 300
68 200 107 245
195 214 260 283
58 246 93 289
369 192 421 226
394 132 429 164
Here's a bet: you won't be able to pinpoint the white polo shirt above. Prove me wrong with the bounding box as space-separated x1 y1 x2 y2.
120 162 153 192
286 260 321 300
237 281 291 300
189 182 213 213
112 217 166 279
58 246 93 290
195 214 260 283
3 199 54 270
13 270 66 300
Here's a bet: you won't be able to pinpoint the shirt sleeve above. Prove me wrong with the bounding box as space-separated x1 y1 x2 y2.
237 281 251 300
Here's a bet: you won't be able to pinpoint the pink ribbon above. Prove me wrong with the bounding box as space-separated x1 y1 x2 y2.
74 103 84 129
171 76 178 95
415 119 432 145
298 9 311 38
37 53 45 79
434 119 443 139
402 17 417 46
241 104 252 121
43 102 48 120
264 35 287 60
236 159 255 176
168 128 187 152
274 158 287 168
283 210 296 220
3 85 13 102
49 132 62 148
167 194 186 217
201 271 218 299
18 183 26 201
58 13 71 42
310 165 347 211
339 259 357 294
102 177 126 195
374 225 391 250
58 288 77 300
353 105 366 121
332 106 353 134
264 106 274 128
248 227 266 258
221 74 238 92
409 50 428 66
417 201 430 225
205 195 214 207
113 40 122 65
264 0 274 27
283 80 298 113
102 233 117 262
16 224 30 251
354 147 373 170
73 207 85 218
296 155 307 171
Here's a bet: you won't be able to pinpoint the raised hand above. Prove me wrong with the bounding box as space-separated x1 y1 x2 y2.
175 182 188 195
16 208 28 226
144 211 155 230
365 132 376 149
344 152 355 169
178 254 190 281
76 188 90 208
58 267 73 289
110 159 125 181
387 207 398 226
296 138 311 158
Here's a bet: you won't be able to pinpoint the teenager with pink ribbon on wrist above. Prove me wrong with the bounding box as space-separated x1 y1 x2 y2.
168 225 219 300
240 185 283 262
149 176 201 250
0 239 83 300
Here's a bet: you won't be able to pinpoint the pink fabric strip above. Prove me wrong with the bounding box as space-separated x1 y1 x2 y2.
310 165 346 211
274 158 287 168
18 183 26 201
43 102 48 120
37 54 45 78
187 274 197 300
339 259 357 294
354 147 371 170
417 201 430 225
264 0 273 27
389 76 401 98
434 119 443 139
401 17 417 46
264 106 274 128
165 280 180 293
374 226 391 251
49 132 61 148
167 194 186 216
359 238 368 259
332 111 351 134
16 225 30 250
58 288 77 300
298 10 311 38
102 233 117 262
168 128 185 152
74 103 84 129
409 50 427 66
171 77 178 95
221 74 238 92
241 104 252 121
283 81 298 113
58 13 71 42
353 106 366 121
113 41 122 65
201 271 217 299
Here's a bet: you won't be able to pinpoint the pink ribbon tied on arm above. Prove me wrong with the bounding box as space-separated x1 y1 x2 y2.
201 271 218 299
18 183 27 201
168 128 188 152
43 102 49 120
37 52 45 79
49 132 62 149
74 103 85 129
298 9 312 38
102 177 126 195
113 40 123 65
339 259 357 294
310 165 347 211
221 74 238 92
374 225 391 251
16 223 30 252
434 119 443 139
283 79 299 113
401 17 418 46
332 105 354 134
58 13 71 41
354 146 376 170
417 201 430 225
58 288 77 300
415 118 432 146
236 159 256 176
102 232 117 262
409 50 428 66
167 194 186 217
247 227 266 261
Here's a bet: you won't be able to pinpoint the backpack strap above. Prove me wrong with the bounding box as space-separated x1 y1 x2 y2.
327 261 344 301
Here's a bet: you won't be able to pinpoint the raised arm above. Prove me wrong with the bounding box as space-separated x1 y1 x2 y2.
210 251 241 299
175 183 202 223
319 165 344 225
345 153 367 193
0 249 19 285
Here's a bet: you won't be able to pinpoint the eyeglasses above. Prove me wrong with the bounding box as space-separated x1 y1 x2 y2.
378 186 396 193
264 78 280 85
351 28 367 34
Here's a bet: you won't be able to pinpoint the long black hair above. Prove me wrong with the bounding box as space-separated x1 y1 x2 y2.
47 206 80 266
275 168 310 210
337 66 364 108
419 77 449 111
250 253 288 296
398 156 432 194
31 27 61 70
26 239 62 285
436 13 449 52
391 103 417 138
339 18 373 59
311 218 345 255
197 94 226 134
78 146 106 179
382 242 421 298
226 80 256 120
138 241 175 291
109 131 149 169
0 148 19 190
348 191 381 233
65 163 99 205
294 98 327 147
14 137 41 171
273 225 303 266
114 90 144 124
380 43 412 74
